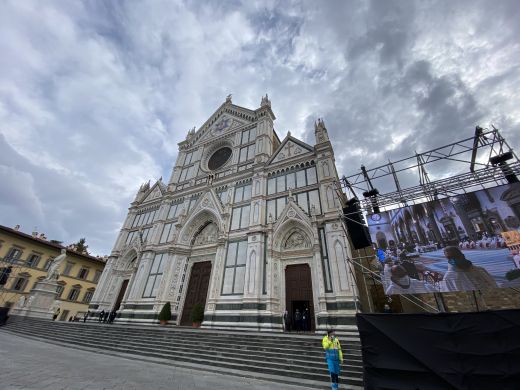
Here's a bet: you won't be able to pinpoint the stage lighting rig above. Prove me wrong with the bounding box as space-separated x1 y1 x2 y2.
361 165 381 214
489 151 519 184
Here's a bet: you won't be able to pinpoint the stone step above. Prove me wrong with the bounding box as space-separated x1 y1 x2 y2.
11 321 362 352
3 327 364 387
3 331 363 390
7 328 362 372
9 322 363 362
2 318 365 388
64 318 362 342
36 319 362 341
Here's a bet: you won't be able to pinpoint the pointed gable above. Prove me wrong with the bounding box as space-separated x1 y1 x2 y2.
181 102 257 148
273 196 312 229
183 188 225 221
272 195 315 251
267 135 314 165
196 115 251 144
140 181 165 204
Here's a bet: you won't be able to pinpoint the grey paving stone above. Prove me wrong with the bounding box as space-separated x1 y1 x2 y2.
0 332 306 390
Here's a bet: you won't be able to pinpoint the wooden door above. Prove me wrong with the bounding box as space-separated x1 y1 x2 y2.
180 261 212 326
113 279 129 311
285 264 315 331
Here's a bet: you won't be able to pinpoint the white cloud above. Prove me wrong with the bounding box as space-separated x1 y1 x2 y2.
0 0 519 254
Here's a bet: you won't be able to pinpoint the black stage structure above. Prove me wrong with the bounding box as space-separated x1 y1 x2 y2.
334 126 520 389
357 309 520 390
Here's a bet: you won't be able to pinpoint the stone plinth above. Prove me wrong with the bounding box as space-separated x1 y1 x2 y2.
9 279 58 320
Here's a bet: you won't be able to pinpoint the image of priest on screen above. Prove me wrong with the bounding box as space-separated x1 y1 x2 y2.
384 264 437 295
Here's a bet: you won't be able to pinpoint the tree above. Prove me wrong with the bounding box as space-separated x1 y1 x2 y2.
190 303 204 324
71 238 89 254
158 302 172 323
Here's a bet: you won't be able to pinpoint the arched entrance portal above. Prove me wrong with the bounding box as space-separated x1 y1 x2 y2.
180 261 212 326
285 264 315 331
179 220 218 326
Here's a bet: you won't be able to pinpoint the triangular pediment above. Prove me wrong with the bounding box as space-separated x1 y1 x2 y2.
197 115 251 144
140 181 165 204
267 135 314 165
180 102 257 148
272 196 314 251
272 196 312 232
184 188 225 222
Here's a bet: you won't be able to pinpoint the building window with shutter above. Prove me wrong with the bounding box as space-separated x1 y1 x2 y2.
77 267 89 280
43 258 53 271
63 262 75 276
83 290 94 303
12 277 28 291
93 270 102 283
56 285 65 298
5 248 22 264
26 254 41 268
67 287 81 301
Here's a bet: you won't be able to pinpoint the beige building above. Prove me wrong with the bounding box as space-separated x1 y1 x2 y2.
0 225 106 321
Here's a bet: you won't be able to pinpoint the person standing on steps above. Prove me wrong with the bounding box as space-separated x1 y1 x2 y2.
322 329 343 390
302 308 308 332
294 309 302 332
283 309 290 332
108 310 117 324
98 310 105 322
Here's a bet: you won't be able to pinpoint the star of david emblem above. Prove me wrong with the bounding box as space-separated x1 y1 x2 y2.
213 118 231 134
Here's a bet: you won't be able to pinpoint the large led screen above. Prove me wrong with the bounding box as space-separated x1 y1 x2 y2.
368 183 520 295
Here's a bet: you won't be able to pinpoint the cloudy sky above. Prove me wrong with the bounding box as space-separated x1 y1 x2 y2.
1 0 519 255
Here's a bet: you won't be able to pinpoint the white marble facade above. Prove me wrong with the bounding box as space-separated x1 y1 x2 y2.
90 96 358 331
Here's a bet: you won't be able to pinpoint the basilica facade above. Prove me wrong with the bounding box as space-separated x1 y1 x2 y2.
90 96 358 331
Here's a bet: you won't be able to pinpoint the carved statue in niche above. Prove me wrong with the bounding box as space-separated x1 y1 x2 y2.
284 230 311 250
193 222 218 246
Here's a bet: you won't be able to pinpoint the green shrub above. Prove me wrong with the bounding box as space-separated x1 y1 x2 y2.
190 303 204 323
505 269 520 281
158 302 172 321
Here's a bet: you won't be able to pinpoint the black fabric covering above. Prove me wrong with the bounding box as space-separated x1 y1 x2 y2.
0 307 9 326
356 310 520 390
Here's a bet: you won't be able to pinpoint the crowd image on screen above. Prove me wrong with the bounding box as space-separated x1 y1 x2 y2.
369 183 520 294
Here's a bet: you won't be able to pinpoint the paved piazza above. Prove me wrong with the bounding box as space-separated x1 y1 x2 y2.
0 332 303 390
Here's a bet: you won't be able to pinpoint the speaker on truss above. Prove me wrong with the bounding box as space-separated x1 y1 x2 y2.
490 152 519 184
343 198 372 250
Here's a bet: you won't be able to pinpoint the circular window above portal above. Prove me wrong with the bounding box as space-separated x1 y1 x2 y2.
207 147 232 170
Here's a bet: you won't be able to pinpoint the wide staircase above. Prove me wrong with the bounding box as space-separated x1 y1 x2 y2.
2 317 364 389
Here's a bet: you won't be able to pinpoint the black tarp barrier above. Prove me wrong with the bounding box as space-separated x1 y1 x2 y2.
356 310 520 390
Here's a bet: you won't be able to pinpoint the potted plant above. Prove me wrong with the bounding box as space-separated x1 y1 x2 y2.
158 302 172 326
190 303 204 328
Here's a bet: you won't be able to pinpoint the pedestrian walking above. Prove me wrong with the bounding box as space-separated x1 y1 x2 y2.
98 310 105 322
322 329 343 390
83 311 89 323
103 311 109 323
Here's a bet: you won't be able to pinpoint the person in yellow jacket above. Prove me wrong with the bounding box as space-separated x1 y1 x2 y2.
322 329 343 390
